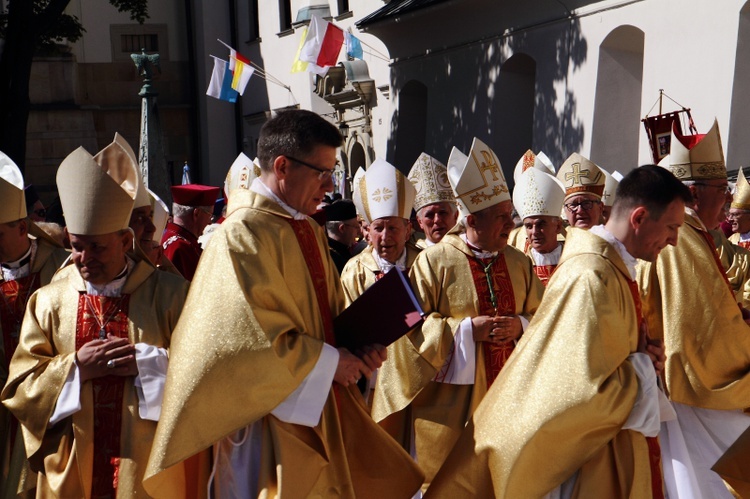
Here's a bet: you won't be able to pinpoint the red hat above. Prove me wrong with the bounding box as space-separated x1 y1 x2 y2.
171 184 220 206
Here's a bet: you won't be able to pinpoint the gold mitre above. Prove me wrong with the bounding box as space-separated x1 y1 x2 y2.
149 188 170 241
408 152 454 212
666 118 726 180
447 137 510 216
224 152 260 199
602 169 620 207
732 168 750 210
0 151 27 224
95 133 149 209
556 153 605 201
513 149 555 185
353 159 416 223
57 143 138 235
512 168 565 221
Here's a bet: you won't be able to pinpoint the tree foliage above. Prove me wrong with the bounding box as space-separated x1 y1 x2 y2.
0 0 149 169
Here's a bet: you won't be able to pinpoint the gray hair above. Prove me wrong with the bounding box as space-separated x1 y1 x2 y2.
173 203 212 218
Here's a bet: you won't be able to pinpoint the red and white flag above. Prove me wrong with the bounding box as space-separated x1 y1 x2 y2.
299 15 344 70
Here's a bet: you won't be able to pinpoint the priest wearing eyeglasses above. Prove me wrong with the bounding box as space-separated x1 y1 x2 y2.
557 153 607 229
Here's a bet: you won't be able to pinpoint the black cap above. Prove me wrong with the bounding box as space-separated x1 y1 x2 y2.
324 199 357 221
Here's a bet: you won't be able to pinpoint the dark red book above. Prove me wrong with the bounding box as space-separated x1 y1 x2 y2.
334 269 424 352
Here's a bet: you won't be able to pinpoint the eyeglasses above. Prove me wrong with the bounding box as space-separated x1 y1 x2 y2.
285 155 337 181
694 182 731 194
728 211 750 219
564 200 600 212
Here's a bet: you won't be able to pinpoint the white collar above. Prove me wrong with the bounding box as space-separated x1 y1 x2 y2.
740 231 750 242
251 177 307 221
425 238 436 247
371 246 407 273
1 239 37 282
460 233 498 259
589 225 637 279
530 243 562 266
85 257 134 297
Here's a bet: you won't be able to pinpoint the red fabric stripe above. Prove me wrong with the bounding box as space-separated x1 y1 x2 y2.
234 51 251 65
316 23 344 67
466 254 517 388
76 294 130 498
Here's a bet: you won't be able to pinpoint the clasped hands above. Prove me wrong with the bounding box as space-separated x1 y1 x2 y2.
76 334 138 382
334 344 386 387
472 315 522 344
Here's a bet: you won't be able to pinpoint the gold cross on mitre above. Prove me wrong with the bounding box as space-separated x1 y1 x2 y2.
564 162 589 185
479 150 501 181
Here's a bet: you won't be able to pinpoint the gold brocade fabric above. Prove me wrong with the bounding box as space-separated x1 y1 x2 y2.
507 226 526 252
637 213 750 410
1 258 189 498
712 229 750 308
0 229 68 499
425 228 648 498
340 242 421 306
372 233 543 488
144 189 423 498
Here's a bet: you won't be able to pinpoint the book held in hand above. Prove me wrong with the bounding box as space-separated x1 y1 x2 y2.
334 269 424 352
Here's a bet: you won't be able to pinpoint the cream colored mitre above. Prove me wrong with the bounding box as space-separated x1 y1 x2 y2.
408 152 455 212
224 152 261 199
352 159 416 223
95 133 149 209
513 149 555 185
732 168 750 210
557 153 605 201
447 137 510 216
149 188 170 241
513 168 565 221
57 144 138 235
666 118 726 181
0 151 26 224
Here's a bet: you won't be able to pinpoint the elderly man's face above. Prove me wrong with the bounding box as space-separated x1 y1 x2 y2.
692 179 731 230
0 221 29 262
69 231 132 285
129 205 156 249
523 215 562 254
368 216 410 263
564 194 603 229
729 209 750 235
417 201 458 244
467 200 515 252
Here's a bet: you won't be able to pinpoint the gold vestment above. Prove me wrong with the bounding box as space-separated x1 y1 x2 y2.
637 212 750 409
425 228 649 498
712 229 750 308
340 242 421 306
1 227 68 499
372 232 543 488
144 190 423 498
1 257 189 498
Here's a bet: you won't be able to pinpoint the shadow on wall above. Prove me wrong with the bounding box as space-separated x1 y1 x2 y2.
387 16 587 182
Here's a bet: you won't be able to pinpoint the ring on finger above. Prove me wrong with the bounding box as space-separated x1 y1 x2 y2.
107 359 116 369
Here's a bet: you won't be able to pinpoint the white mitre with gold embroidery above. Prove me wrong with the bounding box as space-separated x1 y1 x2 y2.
149 188 170 241
732 168 750 210
665 118 726 181
224 152 260 199
57 141 138 235
602 169 620 207
513 168 565 221
353 159 416 223
0 151 27 224
513 149 555 185
408 152 454 212
557 153 605 201
95 133 149 209
447 138 510 216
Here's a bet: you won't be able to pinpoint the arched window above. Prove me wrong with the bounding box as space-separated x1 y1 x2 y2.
590 25 644 173
495 53 536 185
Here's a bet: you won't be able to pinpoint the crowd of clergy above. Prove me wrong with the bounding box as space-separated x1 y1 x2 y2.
1 108 750 498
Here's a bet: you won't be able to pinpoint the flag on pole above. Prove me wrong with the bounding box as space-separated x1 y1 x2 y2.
226 46 254 95
206 57 238 103
291 27 310 73
299 15 344 69
344 30 363 60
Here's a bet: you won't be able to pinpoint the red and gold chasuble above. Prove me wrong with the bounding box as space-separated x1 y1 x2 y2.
625 279 664 499
738 240 750 250
466 254 516 388
75 294 130 499
524 239 557 286
1 273 39 370
1 273 40 448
